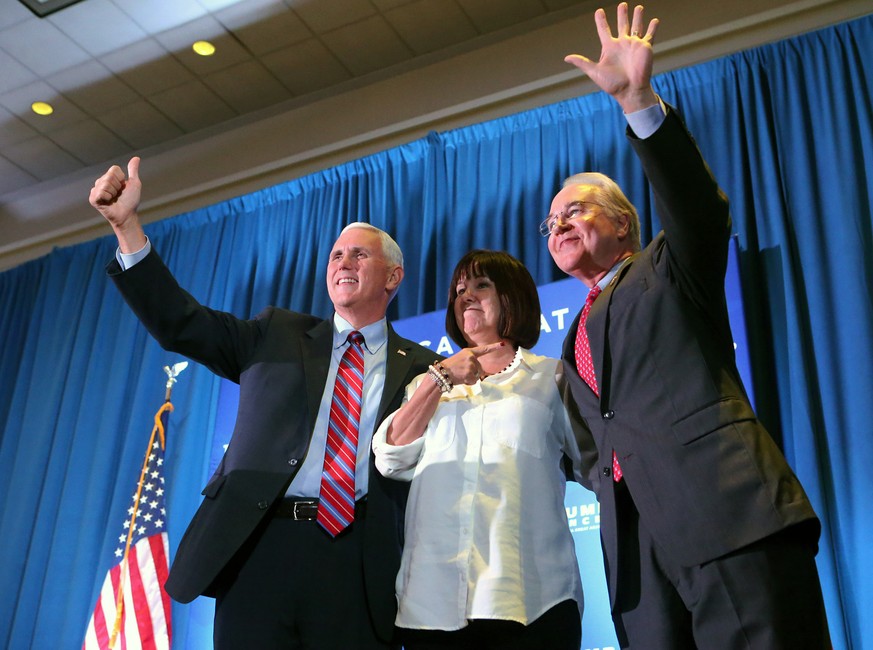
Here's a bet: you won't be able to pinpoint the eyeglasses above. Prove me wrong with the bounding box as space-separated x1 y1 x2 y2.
539 201 601 236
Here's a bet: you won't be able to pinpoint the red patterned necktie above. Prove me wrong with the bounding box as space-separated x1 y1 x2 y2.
317 331 365 536
574 286 623 482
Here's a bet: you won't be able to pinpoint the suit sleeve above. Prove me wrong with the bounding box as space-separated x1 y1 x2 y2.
628 106 732 304
557 366 601 493
108 248 266 382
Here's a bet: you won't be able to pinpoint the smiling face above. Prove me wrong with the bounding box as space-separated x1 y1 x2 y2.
453 274 502 346
445 250 541 350
547 184 633 286
326 227 402 329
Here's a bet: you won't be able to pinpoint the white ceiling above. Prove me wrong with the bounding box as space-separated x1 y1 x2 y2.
0 0 592 199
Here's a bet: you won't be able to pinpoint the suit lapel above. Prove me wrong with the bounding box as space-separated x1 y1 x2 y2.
302 319 334 430
378 326 424 423
562 308 582 366
587 254 637 399
563 294 602 410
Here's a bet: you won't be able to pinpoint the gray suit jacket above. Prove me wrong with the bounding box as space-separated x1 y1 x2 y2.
560 107 819 605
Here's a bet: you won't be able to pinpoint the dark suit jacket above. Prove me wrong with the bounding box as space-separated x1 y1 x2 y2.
560 108 819 605
109 250 435 642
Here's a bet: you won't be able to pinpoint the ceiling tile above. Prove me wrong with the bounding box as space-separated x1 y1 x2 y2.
0 48 38 94
371 0 418 10
261 38 351 96
97 100 185 149
217 0 313 56
0 155 37 196
0 16 91 77
0 81 89 133
47 0 148 57
100 36 166 73
153 13 224 49
291 0 377 34
49 118 132 165
204 60 292 113
195 0 248 10
3 134 83 180
102 38 195 96
156 16 253 75
0 105 38 148
385 0 478 55
456 0 544 33
0 0 32 30
148 79 237 132
325 15 414 76
543 0 592 8
46 61 140 114
112 0 208 34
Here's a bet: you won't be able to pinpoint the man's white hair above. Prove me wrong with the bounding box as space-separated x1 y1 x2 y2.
341 222 404 268
562 172 642 252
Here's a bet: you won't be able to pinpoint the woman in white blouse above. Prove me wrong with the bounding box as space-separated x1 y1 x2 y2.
372 250 587 650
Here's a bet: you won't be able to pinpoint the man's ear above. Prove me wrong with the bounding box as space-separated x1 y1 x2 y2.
386 265 404 293
615 212 630 239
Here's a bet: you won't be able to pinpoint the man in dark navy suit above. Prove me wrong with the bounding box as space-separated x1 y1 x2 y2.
549 4 831 648
90 156 435 649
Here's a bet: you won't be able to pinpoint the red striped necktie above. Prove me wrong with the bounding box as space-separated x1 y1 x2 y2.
574 286 623 482
317 331 365 536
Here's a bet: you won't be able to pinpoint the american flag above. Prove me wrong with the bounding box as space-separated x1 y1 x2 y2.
83 401 174 650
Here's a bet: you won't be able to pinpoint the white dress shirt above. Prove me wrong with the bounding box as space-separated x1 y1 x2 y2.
372 347 585 631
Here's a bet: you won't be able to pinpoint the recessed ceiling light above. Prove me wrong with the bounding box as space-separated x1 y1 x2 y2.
192 41 216 57
31 102 54 116
17 0 85 18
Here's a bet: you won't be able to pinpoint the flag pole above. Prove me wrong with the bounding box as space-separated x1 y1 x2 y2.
107 362 187 650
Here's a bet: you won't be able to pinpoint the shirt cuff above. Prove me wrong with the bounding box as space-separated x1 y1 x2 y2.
116 237 151 270
625 97 667 139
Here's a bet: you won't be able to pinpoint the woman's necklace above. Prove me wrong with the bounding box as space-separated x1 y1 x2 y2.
479 348 518 379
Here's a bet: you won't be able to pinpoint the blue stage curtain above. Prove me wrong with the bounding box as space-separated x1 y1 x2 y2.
1 13 870 650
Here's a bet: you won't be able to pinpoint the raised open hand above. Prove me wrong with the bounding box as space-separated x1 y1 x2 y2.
564 3 659 113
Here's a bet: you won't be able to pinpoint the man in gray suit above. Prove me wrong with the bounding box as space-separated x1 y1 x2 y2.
548 4 830 648
90 156 435 649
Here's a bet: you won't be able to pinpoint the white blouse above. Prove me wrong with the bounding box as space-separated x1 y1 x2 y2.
372 347 586 631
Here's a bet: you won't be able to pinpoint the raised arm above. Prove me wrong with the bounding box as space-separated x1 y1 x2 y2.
89 156 147 254
564 3 659 114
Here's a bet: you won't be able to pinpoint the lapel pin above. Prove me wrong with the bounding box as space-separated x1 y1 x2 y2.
397 349 407 356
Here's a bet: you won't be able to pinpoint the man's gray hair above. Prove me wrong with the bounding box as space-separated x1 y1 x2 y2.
562 172 642 252
341 222 404 268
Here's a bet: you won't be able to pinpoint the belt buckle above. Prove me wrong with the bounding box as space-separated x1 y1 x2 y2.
293 499 317 521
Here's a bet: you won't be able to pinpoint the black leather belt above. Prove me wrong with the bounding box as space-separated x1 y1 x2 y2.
273 498 319 521
272 497 368 522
